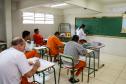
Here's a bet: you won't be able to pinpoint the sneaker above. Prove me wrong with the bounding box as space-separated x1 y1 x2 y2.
69 77 79 83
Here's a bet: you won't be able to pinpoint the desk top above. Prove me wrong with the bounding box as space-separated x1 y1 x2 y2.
34 46 47 50
83 42 105 49
38 59 55 71
28 57 55 72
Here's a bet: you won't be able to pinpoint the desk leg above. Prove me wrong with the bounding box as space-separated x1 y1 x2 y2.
97 49 105 70
52 66 57 84
93 51 95 77
42 72 45 84
33 75 35 82
87 55 91 83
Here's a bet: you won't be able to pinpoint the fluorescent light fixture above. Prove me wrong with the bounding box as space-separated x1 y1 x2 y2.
51 3 68 7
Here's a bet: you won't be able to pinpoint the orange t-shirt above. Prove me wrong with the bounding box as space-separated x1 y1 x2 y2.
47 35 64 56
33 34 43 45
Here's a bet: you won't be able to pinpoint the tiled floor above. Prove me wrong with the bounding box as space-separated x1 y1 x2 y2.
34 53 126 84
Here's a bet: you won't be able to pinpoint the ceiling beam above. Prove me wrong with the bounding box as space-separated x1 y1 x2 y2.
65 0 103 12
19 0 69 10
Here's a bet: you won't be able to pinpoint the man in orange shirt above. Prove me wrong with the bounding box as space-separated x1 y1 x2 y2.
47 32 64 62
33 29 43 46
22 30 40 59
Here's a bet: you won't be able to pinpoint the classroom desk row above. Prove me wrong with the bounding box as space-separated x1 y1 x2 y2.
32 42 105 84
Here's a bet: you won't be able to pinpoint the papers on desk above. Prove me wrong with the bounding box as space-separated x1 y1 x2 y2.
34 46 47 50
83 42 105 49
28 57 55 71
38 59 55 71
87 49 94 53
28 57 39 64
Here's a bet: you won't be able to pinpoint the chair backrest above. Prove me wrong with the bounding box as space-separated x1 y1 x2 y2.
59 53 74 67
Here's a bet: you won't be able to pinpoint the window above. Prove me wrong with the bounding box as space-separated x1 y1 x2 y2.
45 14 54 24
23 12 34 24
35 13 44 24
22 12 54 24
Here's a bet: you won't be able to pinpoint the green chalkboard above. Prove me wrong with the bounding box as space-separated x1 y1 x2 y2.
75 17 126 37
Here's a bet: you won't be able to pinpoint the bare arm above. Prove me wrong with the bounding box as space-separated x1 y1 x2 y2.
24 61 40 78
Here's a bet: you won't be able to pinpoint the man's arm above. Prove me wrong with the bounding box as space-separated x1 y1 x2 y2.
24 61 40 78
77 43 87 55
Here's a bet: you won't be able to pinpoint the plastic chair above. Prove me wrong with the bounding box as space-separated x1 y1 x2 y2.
58 54 84 84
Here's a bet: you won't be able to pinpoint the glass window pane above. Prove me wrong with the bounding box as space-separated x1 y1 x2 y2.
23 12 34 17
35 13 44 17
35 21 44 24
45 21 54 24
23 20 34 24
45 18 53 20
35 17 44 20
45 14 54 18
23 16 34 20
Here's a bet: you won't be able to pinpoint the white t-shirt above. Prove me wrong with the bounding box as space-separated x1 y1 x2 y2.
76 28 86 40
0 47 32 84
25 41 34 51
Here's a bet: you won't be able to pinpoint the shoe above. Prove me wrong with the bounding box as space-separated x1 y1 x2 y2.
69 77 79 83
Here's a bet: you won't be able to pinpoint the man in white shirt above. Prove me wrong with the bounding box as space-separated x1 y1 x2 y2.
0 37 40 84
76 24 87 44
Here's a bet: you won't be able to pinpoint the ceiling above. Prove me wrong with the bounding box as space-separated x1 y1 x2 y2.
12 0 126 10
101 0 126 4
12 0 126 4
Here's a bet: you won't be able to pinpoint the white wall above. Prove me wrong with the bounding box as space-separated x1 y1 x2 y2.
87 36 126 57
12 6 64 38
0 0 6 41
5 0 13 47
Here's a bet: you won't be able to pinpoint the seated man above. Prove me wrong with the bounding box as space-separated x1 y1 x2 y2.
64 35 87 83
0 37 40 84
22 30 40 59
47 32 64 62
22 31 41 84
33 28 43 46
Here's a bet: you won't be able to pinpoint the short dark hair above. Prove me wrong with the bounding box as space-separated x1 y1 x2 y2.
34 29 39 33
72 35 79 42
22 30 30 38
11 37 25 46
80 24 85 29
54 31 60 36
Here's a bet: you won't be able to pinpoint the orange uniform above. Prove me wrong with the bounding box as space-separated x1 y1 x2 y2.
75 60 86 76
47 35 64 56
25 50 40 59
33 34 43 45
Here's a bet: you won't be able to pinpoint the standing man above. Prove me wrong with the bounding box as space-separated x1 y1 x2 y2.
33 28 43 46
47 32 64 62
76 24 87 44
0 37 40 84
64 35 87 83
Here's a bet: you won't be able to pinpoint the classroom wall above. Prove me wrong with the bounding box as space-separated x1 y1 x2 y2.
12 4 64 38
87 36 126 57
63 7 98 36
63 3 126 56
0 0 6 41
